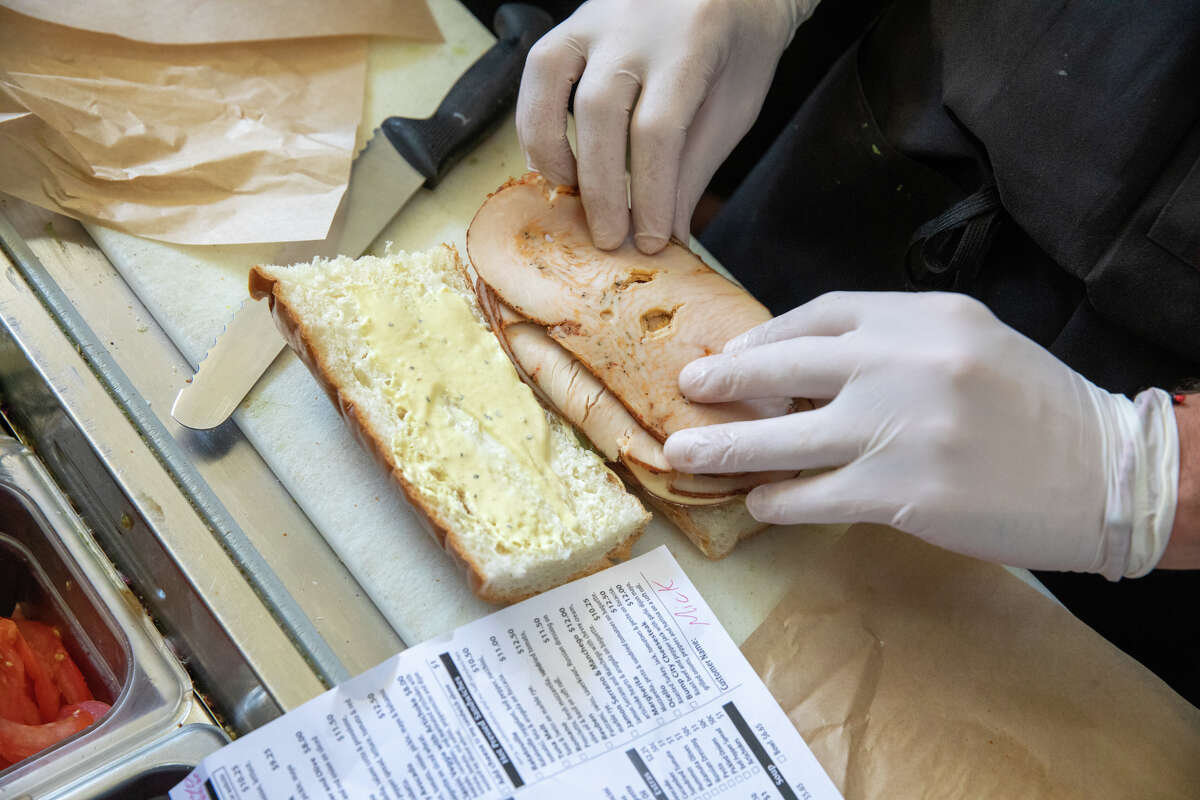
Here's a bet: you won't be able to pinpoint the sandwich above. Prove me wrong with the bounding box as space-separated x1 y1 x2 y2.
468 174 803 559
249 244 650 604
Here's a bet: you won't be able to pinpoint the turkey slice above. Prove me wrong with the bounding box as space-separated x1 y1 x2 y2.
468 174 789 443
493 317 793 507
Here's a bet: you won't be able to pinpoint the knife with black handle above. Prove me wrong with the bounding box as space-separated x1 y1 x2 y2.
171 4 554 430
384 3 551 188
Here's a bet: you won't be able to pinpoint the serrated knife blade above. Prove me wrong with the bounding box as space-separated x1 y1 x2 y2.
171 298 284 430
170 3 553 430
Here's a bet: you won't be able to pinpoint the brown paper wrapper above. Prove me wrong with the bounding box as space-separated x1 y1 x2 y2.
0 0 440 45
0 7 369 245
741 524 1200 798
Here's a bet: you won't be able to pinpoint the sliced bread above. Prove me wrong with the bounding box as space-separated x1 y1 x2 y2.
249 244 649 604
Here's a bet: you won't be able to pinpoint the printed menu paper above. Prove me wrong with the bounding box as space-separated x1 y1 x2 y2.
171 546 840 800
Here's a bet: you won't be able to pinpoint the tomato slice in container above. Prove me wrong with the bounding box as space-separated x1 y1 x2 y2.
0 707 92 763
58 700 110 722
13 619 94 706
54 651 92 706
0 620 40 726
11 626 59 722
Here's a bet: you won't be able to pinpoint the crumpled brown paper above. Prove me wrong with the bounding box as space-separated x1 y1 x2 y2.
741 524 1200 798
0 4 434 245
0 0 440 45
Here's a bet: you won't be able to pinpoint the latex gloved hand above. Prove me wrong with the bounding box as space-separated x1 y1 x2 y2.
516 0 816 254
664 292 1180 579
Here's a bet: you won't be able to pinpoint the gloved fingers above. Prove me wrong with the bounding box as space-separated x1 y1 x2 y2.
724 291 868 353
516 32 587 187
744 468 894 527
670 83 749 243
629 68 710 254
664 406 864 474
678 337 857 403
574 64 642 249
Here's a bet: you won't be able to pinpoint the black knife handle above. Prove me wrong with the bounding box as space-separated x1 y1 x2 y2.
381 4 553 189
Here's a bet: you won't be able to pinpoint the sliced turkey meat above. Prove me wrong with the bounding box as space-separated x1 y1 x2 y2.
476 277 525 330
468 173 790 442
503 321 660 466
486 305 794 505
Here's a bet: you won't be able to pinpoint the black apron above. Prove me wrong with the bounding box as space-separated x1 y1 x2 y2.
702 0 1200 704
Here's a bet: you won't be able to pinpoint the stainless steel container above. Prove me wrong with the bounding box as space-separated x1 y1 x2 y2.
0 436 225 798
42 724 227 800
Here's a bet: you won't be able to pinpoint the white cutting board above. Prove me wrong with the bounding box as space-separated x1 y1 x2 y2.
87 0 844 649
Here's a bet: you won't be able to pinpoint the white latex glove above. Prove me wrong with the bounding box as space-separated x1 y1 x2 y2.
517 0 817 254
663 292 1180 579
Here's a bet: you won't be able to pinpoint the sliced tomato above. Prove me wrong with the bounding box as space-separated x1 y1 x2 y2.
13 619 93 706
55 651 92 706
58 700 109 722
11 627 58 723
0 620 40 726
0 707 92 763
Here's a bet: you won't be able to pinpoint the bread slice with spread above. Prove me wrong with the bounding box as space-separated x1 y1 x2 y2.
249 243 649 603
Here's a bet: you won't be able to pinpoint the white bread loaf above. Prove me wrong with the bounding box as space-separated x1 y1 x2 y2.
249 244 649 604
